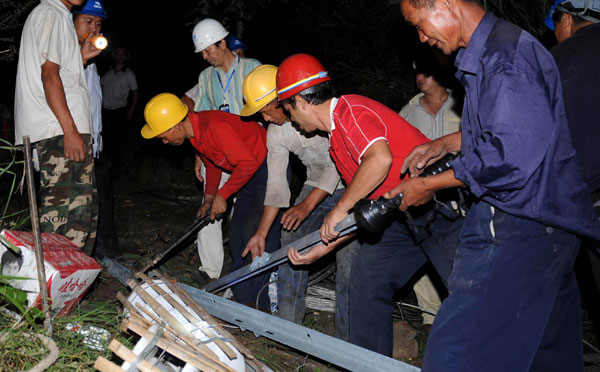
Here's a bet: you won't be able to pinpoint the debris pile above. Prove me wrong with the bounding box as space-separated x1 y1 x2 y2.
95 270 269 372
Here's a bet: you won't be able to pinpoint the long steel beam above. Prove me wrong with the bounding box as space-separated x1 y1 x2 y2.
103 258 420 372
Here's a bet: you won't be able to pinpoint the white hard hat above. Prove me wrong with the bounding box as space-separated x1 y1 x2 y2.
192 18 229 53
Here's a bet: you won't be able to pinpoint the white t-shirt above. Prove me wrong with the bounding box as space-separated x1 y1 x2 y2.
85 63 103 157
101 67 138 110
14 0 91 145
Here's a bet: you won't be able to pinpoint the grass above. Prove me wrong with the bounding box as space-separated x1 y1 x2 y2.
0 299 135 371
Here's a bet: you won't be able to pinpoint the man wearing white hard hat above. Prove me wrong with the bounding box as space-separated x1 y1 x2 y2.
184 18 262 285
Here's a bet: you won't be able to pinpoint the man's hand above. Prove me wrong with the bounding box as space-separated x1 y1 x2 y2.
198 194 214 218
385 177 434 212
401 132 461 177
194 155 204 183
210 193 227 221
287 243 334 265
80 33 102 65
287 234 353 265
63 131 85 162
281 203 310 231
401 142 447 178
242 234 266 260
320 206 348 244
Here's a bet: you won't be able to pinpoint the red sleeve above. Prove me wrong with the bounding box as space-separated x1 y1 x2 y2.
214 124 263 200
202 154 222 197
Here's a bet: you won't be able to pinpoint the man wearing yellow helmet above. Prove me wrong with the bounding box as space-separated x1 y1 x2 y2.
239 65 359 340
183 18 262 285
141 93 281 310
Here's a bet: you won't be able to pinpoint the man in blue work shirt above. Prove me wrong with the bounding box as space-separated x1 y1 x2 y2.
396 0 600 371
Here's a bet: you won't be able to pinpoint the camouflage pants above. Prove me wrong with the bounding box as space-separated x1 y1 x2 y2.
37 134 98 255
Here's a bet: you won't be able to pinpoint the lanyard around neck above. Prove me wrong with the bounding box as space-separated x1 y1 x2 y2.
216 56 238 101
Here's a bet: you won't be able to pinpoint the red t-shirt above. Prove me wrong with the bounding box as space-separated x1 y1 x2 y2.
188 111 267 200
330 95 430 199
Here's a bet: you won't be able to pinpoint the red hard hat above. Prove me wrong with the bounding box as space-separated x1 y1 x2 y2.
276 53 331 100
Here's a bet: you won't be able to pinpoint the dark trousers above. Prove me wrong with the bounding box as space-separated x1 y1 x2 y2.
93 152 120 258
229 161 282 310
349 208 463 355
277 186 360 341
101 107 128 179
423 201 582 372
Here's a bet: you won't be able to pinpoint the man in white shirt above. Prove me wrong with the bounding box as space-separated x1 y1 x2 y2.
14 0 101 253
240 65 359 340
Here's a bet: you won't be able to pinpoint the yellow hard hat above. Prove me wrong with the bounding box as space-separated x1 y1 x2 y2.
141 93 189 139
241 65 278 117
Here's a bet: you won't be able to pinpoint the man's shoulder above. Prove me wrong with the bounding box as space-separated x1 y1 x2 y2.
26 1 66 28
199 65 216 79
482 19 554 79
552 24 600 61
239 57 261 67
481 18 522 65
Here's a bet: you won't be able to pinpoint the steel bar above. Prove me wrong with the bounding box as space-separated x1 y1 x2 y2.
202 213 358 293
140 215 210 273
102 260 419 372
182 282 420 372
23 136 52 335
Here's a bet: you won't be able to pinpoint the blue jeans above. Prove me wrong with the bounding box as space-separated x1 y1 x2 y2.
229 161 282 310
277 186 360 341
423 201 582 372
349 205 464 355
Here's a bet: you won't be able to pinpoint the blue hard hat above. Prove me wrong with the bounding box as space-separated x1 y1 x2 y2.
73 0 108 19
545 0 563 30
228 35 247 51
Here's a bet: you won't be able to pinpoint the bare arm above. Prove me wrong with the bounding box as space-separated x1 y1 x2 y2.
320 141 392 243
181 95 195 112
288 234 354 265
41 60 85 162
385 169 464 211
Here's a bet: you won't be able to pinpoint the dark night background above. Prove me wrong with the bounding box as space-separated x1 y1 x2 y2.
0 0 558 118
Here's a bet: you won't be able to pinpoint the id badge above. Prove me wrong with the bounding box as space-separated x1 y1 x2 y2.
219 104 230 113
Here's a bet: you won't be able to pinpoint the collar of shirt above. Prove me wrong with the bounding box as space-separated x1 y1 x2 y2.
217 54 240 84
329 97 339 133
455 12 498 75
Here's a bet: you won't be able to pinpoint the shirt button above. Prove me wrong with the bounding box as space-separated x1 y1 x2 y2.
546 227 553 234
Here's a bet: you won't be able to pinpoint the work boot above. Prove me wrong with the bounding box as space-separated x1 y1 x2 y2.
190 270 212 286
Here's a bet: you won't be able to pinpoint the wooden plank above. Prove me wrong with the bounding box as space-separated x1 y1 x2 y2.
157 272 264 370
136 272 237 360
94 356 126 372
108 339 163 372
122 317 224 372
126 279 234 372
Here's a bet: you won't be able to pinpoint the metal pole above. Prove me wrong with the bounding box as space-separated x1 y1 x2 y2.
23 136 53 336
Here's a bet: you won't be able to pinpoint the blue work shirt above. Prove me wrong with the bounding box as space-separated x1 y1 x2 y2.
451 12 600 241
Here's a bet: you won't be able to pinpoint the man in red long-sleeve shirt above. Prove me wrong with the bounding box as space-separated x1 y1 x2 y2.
141 93 281 309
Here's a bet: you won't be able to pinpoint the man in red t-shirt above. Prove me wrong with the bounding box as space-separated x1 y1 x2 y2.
140 93 281 310
276 54 464 356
